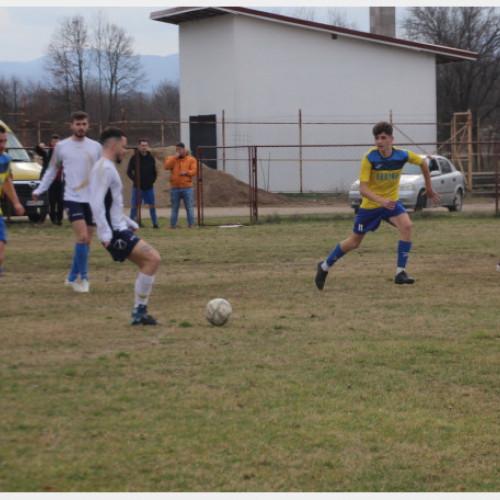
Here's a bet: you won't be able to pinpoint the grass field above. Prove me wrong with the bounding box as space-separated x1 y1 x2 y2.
0 209 499 492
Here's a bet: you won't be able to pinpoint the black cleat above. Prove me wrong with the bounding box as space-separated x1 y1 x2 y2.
315 261 329 290
395 271 415 285
131 305 161 325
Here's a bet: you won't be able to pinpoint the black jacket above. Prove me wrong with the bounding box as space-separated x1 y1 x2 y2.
127 150 157 190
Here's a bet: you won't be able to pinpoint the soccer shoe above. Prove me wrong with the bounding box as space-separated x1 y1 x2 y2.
315 261 328 290
395 271 415 284
65 278 81 292
131 305 161 326
64 278 89 293
153 224 159 229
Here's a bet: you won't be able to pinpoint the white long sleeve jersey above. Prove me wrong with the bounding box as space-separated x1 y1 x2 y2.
89 157 135 244
33 136 102 203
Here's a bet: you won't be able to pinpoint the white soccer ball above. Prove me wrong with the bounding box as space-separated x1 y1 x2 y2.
205 298 232 326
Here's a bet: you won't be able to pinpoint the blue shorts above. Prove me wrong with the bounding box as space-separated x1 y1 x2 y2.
131 187 155 206
353 201 407 234
105 229 141 262
64 201 95 226
0 216 6 243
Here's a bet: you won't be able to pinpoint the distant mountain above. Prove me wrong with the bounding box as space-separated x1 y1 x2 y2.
0 53 179 93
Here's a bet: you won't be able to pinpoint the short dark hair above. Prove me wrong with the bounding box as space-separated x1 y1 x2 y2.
176 142 185 149
51 134 60 140
138 138 149 144
0 125 6 134
372 121 393 137
99 127 127 146
71 111 89 122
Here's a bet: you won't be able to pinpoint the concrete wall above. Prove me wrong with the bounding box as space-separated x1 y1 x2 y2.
178 14 437 192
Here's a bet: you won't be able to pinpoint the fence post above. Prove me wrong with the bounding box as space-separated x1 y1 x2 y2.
222 109 226 173
196 146 204 226
299 108 303 194
21 94 27 147
248 146 258 224
134 148 142 225
495 142 499 215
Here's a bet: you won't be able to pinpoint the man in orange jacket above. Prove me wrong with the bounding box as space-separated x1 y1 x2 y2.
164 142 197 228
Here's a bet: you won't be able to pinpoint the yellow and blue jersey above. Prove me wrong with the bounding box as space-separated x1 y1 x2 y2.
0 153 12 216
359 147 423 209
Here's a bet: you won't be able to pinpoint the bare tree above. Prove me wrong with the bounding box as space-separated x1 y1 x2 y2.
45 15 90 112
97 22 146 121
92 11 106 122
327 8 358 29
150 80 180 143
401 7 500 126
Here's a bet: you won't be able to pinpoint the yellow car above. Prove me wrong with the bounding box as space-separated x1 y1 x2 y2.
0 119 49 222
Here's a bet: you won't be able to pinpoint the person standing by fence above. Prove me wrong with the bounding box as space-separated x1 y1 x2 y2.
127 138 159 228
164 142 197 229
35 134 63 225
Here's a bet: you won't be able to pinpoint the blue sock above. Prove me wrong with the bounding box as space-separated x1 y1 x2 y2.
68 253 79 282
0 267 3 276
326 243 345 267
397 240 412 268
130 207 137 221
75 242 88 281
150 208 158 226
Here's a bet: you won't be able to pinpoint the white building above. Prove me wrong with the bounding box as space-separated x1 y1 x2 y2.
151 7 477 192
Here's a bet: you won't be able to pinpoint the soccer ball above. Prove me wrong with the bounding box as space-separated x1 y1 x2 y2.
205 298 232 326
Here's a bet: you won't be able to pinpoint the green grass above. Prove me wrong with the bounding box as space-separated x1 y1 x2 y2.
0 211 499 492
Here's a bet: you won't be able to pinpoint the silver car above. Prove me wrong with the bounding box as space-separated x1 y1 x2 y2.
348 155 465 212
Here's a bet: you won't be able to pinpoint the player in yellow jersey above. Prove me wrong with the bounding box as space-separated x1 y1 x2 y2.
0 124 25 277
315 121 440 289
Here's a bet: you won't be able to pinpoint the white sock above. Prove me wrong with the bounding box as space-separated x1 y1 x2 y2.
134 272 155 307
396 267 405 275
321 261 330 272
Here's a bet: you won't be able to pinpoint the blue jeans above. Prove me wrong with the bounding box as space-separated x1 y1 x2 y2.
170 187 194 227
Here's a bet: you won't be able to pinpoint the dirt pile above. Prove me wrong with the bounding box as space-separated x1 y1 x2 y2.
119 146 297 208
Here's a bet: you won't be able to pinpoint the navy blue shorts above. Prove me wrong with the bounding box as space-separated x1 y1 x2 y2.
0 216 6 243
105 229 141 262
353 201 407 234
64 201 95 226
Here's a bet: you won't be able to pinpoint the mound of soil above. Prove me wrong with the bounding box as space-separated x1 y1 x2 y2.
120 146 298 208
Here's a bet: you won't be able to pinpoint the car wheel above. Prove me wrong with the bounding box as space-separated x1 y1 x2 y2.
448 189 463 212
415 189 427 211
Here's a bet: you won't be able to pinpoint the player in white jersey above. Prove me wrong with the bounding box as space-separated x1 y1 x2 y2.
89 128 162 326
33 111 102 293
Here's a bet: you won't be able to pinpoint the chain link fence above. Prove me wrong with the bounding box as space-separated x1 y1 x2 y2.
196 142 500 225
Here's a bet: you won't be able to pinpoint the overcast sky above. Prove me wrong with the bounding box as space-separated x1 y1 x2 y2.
0 3 394 62
0 1 487 62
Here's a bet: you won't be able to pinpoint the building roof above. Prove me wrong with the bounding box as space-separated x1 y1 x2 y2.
150 6 478 64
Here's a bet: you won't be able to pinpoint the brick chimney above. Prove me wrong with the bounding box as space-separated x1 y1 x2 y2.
370 7 396 37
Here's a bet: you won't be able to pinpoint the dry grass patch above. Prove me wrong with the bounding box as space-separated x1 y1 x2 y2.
0 212 498 491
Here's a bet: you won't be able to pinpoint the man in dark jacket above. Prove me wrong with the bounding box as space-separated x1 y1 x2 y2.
35 134 62 225
127 139 159 228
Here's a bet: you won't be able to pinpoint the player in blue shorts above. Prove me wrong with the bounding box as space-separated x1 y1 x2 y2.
89 128 162 326
315 121 440 289
0 124 25 276
33 111 102 293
